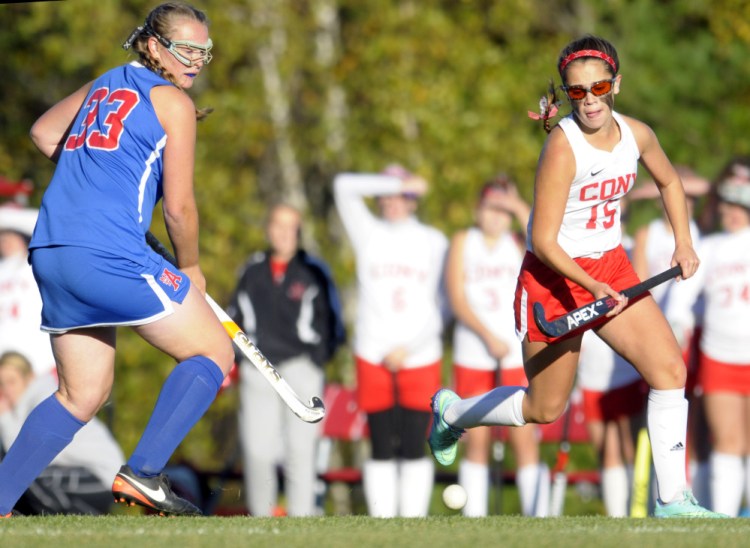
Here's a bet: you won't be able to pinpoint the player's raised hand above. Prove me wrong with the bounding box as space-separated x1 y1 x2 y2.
401 175 428 197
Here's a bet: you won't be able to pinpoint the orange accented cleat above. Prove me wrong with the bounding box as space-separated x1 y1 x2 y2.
1 510 22 518
112 465 202 516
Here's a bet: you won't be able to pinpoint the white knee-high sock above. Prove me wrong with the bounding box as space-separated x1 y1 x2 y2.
710 452 744 517
745 456 750 513
444 387 526 429
602 465 629 517
534 462 550 517
398 458 434 517
647 388 688 503
459 460 489 517
363 459 398 518
517 463 549 516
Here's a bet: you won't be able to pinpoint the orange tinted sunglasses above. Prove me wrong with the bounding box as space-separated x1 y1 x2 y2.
562 78 616 101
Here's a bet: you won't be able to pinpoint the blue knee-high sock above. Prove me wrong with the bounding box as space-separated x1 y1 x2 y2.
128 356 224 476
0 395 85 514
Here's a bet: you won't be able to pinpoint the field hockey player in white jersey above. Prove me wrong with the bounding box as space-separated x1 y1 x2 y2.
429 34 725 517
445 177 551 516
334 165 448 517
666 158 750 516
0 3 233 518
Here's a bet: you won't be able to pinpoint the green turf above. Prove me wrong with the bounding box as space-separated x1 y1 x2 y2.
2 515 750 548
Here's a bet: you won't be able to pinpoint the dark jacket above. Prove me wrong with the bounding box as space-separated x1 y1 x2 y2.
227 249 345 368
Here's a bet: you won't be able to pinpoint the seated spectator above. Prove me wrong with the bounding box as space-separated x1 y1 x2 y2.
0 351 125 515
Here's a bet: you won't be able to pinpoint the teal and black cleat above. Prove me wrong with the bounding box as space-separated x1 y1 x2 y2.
428 388 465 466
654 490 728 518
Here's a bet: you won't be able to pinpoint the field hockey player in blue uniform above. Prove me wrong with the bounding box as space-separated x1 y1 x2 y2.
0 2 233 517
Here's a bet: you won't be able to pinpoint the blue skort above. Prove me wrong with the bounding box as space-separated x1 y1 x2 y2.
30 245 191 333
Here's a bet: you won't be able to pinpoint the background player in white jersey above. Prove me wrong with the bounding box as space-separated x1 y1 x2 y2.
429 35 724 518
0 3 233 518
334 165 448 517
0 206 56 376
630 166 712 505
666 158 750 516
446 177 550 516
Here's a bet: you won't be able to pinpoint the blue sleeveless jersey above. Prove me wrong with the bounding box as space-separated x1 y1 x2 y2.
30 62 172 266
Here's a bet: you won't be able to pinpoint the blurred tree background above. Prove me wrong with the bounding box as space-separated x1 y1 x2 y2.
1 0 749 473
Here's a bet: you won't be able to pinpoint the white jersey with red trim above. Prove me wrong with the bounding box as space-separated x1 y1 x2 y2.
452 227 523 371
527 112 639 259
667 227 750 364
334 173 448 368
0 254 56 375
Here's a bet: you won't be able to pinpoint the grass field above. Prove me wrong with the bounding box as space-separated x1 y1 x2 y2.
2 514 750 548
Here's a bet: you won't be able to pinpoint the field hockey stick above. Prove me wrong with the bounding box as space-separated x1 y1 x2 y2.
533 265 682 338
146 231 326 423
630 426 652 517
548 401 572 516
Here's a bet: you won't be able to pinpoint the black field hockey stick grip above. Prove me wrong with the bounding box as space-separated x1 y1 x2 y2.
533 265 683 337
146 231 177 264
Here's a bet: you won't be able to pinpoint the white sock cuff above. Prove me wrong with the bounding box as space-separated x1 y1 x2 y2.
711 452 743 468
648 387 685 405
511 388 527 426
447 386 527 428
459 459 489 476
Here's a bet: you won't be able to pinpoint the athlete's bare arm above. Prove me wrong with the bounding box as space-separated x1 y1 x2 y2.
628 116 699 281
152 84 204 293
30 81 94 162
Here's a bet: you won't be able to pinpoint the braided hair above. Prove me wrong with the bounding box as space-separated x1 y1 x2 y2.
527 79 561 134
122 2 212 120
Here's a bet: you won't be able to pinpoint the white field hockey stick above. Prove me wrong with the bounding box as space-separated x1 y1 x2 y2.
146 232 326 423
548 401 572 516
533 265 682 338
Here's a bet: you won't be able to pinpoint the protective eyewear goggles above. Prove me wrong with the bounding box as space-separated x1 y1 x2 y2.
561 78 615 101
152 30 213 67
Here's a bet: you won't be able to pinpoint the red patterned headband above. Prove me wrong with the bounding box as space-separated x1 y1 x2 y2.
559 49 617 73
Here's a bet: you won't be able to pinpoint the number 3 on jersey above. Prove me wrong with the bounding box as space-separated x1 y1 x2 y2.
65 87 140 151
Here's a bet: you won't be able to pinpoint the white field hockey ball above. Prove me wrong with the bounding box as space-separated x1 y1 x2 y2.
442 483 468 510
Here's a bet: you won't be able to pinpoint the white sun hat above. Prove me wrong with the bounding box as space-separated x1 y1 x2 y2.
0 205 39 237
